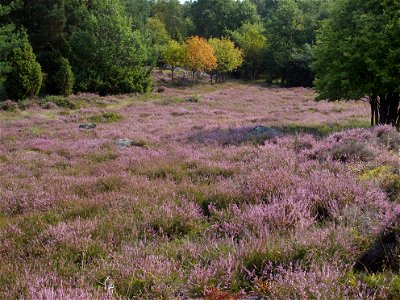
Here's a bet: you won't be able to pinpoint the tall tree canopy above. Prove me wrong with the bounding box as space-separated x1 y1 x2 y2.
191 0 259 38
313 0 400 126
264 0 327 86
230 23 267 80
151 0 193 40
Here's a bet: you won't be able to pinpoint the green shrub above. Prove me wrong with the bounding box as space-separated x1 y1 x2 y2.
40 95 79 109
49 57 74 96
85 150 118 163
18 98 39 110
5 42 42 100
84 68 151 96
119 277 153 298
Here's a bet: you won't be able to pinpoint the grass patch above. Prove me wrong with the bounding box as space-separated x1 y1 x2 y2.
129 161 234 185
59 200 105 220
282 119 370 137
85 150 118 163
158 94 201 105
88 112 124 123
96 176 125 193
30 126 43 136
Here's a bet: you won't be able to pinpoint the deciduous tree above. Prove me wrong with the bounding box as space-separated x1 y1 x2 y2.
191 0 259 38
312 0 400 127
209 37 243 83
151 0 194 40
185 36 217 82
162 40 186 80
230 23 267 80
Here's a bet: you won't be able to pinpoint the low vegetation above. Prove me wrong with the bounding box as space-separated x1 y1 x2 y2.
0 82 399 298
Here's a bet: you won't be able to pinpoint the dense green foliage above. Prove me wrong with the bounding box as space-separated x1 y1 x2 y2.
1 0 154 99
0 3 26 83
209 38 243 82
190 0 259 38
1 0 399 113
162 40 186 79
48 57 74 97
313 0 400 126
68 0 152 95
5 41 42 100
144 17 171 67
150 0 193 40
230 23 267 80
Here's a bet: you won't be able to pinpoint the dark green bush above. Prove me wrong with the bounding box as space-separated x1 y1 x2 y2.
68 2 153 95
5 43 42 100
48 57 74 96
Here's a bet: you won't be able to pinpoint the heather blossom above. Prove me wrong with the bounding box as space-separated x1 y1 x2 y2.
0 84 399 299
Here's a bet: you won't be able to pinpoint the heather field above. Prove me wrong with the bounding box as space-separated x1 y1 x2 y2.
1 82 400 299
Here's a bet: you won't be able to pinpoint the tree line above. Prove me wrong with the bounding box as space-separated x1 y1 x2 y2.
0 0 399 127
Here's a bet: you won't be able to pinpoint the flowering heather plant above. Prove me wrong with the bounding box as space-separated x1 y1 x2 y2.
0 82 399 298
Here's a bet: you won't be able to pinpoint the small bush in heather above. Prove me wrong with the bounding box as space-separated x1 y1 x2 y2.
376 127 400 151
85 150 118 163
88 111 124 123
0 100 18 111
5 42 42 100
120 278 153 299
60 201 104 220
18 98 39 110
187 93 201 103
40 95 79 109
332 141 375 162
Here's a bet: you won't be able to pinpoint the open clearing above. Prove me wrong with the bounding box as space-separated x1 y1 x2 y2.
1 82 400 299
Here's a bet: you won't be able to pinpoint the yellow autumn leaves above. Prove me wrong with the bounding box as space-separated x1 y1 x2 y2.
162 36 243 81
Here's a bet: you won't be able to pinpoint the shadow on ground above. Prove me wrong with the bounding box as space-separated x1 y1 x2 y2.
186 122 371 146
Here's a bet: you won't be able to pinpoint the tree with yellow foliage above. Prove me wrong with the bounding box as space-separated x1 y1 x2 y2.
209 37 243 83
162 40 186 80
185 36 217 82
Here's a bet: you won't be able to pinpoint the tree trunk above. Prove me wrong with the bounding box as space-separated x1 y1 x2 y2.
377 92 400 127
388 92 399 126
379 94 388 125
370 96 377 126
